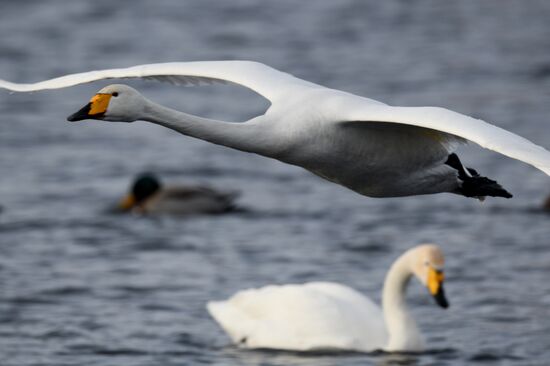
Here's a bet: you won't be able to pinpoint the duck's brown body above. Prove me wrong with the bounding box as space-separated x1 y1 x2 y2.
137 186 237 215
118 173 238 216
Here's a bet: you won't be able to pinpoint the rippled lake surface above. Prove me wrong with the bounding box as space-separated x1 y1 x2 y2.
1 1 550 365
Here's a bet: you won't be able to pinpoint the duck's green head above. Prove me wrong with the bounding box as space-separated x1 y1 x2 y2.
119 173 162 211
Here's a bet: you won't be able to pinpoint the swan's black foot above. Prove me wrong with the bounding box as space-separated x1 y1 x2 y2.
445 153 513 199
459 175 513 199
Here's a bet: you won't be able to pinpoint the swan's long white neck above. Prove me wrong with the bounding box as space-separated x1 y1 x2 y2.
141 99 277 156
381 251 425 352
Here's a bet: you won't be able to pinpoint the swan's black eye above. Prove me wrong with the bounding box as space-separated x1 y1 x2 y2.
112 92 119 97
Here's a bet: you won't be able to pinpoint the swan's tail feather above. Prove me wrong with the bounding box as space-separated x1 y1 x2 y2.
207 301 253 346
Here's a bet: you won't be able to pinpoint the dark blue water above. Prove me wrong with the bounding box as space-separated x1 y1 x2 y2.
1 1 550 365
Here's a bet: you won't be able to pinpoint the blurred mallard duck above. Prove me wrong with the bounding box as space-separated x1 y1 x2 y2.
118 173 239 215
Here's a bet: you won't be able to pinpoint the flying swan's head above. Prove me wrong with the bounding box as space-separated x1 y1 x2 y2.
409 244 448 308
67 84 145 122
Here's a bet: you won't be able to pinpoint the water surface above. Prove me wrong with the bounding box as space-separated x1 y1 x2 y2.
1 1 550 365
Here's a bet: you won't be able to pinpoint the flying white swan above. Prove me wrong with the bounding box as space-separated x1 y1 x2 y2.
207 244 448 353
1 61 549 199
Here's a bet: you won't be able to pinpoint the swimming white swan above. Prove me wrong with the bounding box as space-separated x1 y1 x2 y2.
1 61 549 199
207 244 448 353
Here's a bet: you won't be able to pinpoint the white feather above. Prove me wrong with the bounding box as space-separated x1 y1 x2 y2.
207 282 386 352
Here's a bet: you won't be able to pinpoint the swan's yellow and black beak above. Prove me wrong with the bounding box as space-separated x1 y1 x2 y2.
428 267 449 308
67 93 112 122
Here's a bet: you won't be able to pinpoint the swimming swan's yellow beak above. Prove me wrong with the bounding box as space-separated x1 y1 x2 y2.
67 93 111 122
428 267 448 308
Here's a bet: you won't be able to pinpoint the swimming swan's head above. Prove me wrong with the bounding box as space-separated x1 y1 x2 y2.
410 244 448 308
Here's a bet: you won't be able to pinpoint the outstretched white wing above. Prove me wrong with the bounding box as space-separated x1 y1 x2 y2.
0 60 320 102
339 100 550 176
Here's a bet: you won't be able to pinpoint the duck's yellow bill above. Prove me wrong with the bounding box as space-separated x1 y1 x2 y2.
118 194 136 210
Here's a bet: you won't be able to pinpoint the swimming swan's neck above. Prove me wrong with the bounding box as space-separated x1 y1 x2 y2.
141 99 275 155
381 252 424 351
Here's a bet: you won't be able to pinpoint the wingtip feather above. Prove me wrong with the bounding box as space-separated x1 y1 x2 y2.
0 80 25 92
